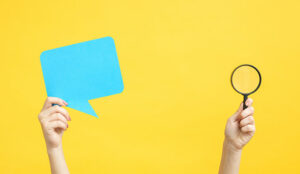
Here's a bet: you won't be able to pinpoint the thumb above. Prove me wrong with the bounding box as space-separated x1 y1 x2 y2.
231 102 243 120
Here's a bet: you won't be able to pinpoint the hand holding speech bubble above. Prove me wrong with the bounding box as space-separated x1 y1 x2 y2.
40 37 124 117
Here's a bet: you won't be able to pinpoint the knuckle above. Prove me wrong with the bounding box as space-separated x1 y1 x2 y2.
57 113 63 119
38 113 42 120
41 119 48 127
38 112 45 120
240 119 245 125
62 107 67 113
49 114 56 120
46 97 51 102
57 115 64 121
241 111 246 117
249 116 254 121
58 120 64 125
54 114 59 119
59 107 66 114
241 127 246 132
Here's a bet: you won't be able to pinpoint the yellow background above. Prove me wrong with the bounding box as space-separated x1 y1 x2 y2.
1 0 300 173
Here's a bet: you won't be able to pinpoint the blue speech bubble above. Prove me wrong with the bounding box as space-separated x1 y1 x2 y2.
40 37 124 118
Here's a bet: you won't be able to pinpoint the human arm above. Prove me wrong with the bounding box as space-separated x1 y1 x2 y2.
219 98 256 174
38 97 71 174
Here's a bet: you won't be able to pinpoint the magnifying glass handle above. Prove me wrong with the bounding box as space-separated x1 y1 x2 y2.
243 95 248 110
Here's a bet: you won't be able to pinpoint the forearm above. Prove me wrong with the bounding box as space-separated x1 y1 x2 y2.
47 145 69 174
219 139 242 174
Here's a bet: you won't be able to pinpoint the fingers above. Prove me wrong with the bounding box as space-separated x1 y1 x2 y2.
47 105 71 121
245 98 253 107
39 112 69 132
236 102 243 114
241 124 255 133
240 116 254 127
231 103 244 120
240 106 255 133
231 98 254 121
42 97 68 110
48 120 68 130
39 105 71 121
241 106 254 119
47 113 68 126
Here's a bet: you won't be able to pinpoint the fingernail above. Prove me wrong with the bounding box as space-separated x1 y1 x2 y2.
67 124 69 128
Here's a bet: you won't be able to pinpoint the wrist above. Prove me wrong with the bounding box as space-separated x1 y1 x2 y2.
47 144 63 157
46 143 69 174
223 138 243 153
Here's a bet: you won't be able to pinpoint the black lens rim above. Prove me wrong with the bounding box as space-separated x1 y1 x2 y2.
230 64 262 95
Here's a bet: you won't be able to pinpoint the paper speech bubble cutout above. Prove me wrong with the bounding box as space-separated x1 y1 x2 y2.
40 37 124 117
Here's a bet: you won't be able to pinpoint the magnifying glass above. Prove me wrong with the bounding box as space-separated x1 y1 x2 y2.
231 64 262 110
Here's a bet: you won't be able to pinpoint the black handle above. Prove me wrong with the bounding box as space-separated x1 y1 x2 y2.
243 95 248 110
243 94 248 110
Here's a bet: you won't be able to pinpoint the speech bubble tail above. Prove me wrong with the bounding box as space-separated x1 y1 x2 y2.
67 100 98 118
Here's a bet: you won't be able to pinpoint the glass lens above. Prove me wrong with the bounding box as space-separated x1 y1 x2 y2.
232 66 260 94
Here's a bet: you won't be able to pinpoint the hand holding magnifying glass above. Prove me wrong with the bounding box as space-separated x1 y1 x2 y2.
231 64 262 109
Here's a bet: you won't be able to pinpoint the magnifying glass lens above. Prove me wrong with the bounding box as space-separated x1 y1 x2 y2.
232 66 260 94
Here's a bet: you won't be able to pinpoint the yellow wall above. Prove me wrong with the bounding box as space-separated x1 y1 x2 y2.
1 0 300 173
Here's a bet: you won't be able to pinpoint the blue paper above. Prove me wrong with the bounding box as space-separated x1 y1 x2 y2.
40 37 124 117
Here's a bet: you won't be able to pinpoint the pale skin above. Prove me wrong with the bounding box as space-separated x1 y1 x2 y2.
39 97 255 174
219 98 256 174
38 97 71 174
